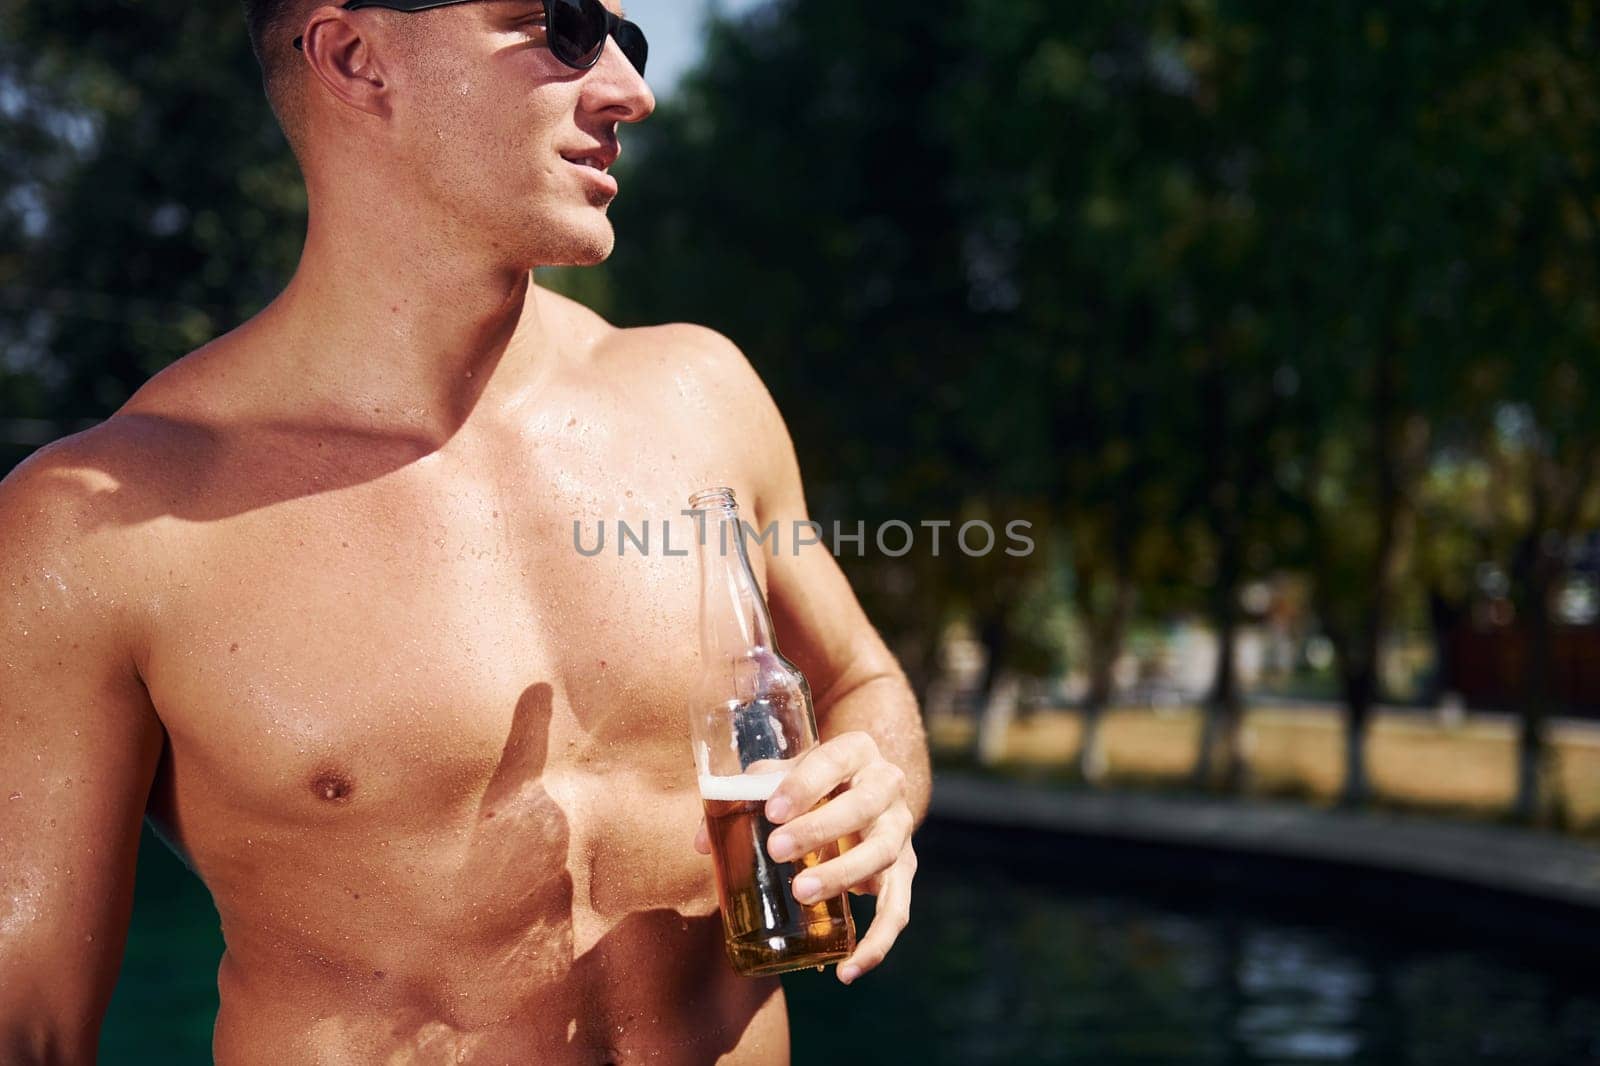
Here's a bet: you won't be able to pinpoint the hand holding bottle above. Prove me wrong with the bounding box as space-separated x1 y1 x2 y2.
687 486 859 977
693 728 917 985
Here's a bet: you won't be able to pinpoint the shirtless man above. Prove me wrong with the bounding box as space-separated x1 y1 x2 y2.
0 0 929 1060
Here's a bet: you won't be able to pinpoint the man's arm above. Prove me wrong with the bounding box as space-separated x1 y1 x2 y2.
679 325 930 984
756 453 931 827
0 441 164 1063
670 325 932 817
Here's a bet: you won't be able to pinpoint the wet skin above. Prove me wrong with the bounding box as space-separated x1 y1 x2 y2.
0 286 929 1064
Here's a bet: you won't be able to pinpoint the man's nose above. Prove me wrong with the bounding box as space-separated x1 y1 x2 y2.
586 36 655 122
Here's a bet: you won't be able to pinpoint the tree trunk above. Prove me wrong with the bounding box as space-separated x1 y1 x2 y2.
1514 710 1552 824
976 672 1021 767
1422 587 1463 709
1326 335 1416 810
1191 320 1252 794
1513 560 1563 825
969 607 1013 764
1508 437 1600 825
1192 606 1246 792
1078 650 1113 784
1325 570 1386 810
1075 571 1132 784
1339 661 1375 808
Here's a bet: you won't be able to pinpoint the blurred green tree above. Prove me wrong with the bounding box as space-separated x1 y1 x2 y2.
1434 11 1600 823
0 0 305 445
1248 1 1521 806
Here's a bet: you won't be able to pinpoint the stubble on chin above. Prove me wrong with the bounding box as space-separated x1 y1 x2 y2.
559 221 616 267
516 209 616 270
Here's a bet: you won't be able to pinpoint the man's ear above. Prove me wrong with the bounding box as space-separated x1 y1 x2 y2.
299 8 394 120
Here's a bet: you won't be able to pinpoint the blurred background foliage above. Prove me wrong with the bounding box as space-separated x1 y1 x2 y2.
5 0 1600 825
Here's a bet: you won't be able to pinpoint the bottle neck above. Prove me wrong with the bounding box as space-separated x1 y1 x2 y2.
692 488 777 665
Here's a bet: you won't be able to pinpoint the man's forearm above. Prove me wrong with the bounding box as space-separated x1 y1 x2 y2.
816 669 932 826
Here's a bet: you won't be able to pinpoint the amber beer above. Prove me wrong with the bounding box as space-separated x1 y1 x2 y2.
687 486 856 976
700 771 855 976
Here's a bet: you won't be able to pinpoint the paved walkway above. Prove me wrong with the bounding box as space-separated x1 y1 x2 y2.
930 771 1600 910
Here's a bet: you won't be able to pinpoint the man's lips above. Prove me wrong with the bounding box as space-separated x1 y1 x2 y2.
563 156 618 196
560 141 619 169
559 145 620 196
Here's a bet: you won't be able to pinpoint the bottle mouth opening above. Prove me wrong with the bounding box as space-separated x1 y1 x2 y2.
688 486 737 509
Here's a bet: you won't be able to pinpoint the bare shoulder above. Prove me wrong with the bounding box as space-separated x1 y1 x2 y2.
597 316 782 421
0 420 183 672
542 286 809 513
2 404 213 527
587 314 806 519
0 410 209 613
533 281 773 402
4 420 150 535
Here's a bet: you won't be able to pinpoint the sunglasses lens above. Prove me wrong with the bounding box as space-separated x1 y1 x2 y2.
548 0 607 68
614 20 647 75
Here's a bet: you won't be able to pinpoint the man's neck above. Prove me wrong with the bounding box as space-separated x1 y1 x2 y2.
249 212 561 447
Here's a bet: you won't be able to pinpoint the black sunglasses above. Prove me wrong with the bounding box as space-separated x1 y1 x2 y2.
293 0 647 76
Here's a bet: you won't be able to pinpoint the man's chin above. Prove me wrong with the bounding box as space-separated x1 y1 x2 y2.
544 219 616 268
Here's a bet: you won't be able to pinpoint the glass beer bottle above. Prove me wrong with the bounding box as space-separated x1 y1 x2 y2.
687 486 856 977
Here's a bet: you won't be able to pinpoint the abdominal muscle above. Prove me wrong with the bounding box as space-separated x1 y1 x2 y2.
186 770 790 1065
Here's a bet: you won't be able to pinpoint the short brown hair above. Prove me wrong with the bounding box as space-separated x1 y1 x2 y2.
240 0 317 154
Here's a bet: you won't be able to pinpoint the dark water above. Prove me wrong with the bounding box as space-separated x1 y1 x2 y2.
103 824 1600 1064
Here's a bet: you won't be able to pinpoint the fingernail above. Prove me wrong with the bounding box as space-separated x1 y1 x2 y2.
838 965 859 983
792 874 819 902
767 796 791 822
768 833 794 861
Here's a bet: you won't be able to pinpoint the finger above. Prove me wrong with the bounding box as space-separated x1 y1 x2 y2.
767 767 908 863
838 855 914 984
789 819 906 904
693 817 711 856
765 731 879 825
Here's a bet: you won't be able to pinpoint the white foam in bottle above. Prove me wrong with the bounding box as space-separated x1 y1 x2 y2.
698 771 787 802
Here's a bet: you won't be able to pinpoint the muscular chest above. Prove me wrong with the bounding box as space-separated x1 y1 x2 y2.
142 429 758 822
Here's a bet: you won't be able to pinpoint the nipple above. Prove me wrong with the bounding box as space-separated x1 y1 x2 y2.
310 769 355 804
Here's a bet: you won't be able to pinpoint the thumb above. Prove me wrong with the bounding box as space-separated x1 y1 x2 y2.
693 817 712 855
